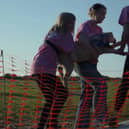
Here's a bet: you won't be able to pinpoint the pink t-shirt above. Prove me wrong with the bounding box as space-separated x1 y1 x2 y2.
31 31 75 75
119 6 129 45
76 20 103 63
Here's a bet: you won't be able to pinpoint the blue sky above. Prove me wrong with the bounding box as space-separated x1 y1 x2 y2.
0 0 129 77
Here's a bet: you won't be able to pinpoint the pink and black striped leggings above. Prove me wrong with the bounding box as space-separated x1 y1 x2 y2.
115 55 129 112
34 73 68 129
74 62 108 129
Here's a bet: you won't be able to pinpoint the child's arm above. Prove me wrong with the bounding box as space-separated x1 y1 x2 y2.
119 24 129 51
102 47 128 55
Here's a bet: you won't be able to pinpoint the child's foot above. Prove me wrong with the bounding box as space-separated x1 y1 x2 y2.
47 120 61 129
108 115 119 128
92 119 105 129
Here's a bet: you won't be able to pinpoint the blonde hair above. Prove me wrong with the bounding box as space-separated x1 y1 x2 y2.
48 12 76 34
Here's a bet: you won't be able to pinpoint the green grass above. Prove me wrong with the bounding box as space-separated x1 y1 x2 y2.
0 79 43 127
0 78 129 128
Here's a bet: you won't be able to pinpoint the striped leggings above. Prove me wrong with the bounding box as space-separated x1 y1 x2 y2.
115 55 129 112
74 62 108 129
34 73 68 129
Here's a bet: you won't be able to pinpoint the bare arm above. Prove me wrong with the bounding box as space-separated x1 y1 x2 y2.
120 24 129 51
101 47 128 55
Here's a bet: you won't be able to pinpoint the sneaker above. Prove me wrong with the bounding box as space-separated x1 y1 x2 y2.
47 120 61 129
108 116 119 128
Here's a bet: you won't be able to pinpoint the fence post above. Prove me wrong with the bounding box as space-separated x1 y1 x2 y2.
0 49 7 128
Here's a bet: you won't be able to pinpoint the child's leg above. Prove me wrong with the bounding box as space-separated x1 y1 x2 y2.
92 78 108 124
108 56 129 128
74 80 93 129
115 55 129 112
48 77 69 128
35 74 56 129
74 62 109 127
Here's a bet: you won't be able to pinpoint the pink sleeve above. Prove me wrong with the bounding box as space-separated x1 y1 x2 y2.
77 23 91 35
48 32 75 54
76 24 85 40
76 22 92 40
76 21 102 40
119 6 129 25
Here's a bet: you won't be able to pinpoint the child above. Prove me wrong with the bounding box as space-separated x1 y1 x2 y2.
58 32 118 87
109 5 129 128
74 3 128 128
74 3 109 129
31 12 76 129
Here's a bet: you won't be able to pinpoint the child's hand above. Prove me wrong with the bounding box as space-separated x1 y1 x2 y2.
107 32 116 43
123 52 129 55
110 41 121 48
109 37 116 43
121 52 129 56
116 49 128 56
57 64 64 78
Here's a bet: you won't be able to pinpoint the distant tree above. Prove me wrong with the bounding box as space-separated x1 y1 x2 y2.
4 73 12 79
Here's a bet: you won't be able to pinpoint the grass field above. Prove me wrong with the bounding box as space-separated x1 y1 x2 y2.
0 77 129 128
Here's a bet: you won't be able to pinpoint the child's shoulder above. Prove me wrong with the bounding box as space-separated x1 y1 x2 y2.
123 5 129 10
121 6 129 14
82 20 94 25
79 20 94 29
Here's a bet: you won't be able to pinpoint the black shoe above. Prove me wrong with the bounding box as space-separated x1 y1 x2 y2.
108 116 119 128
47 120 61 129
